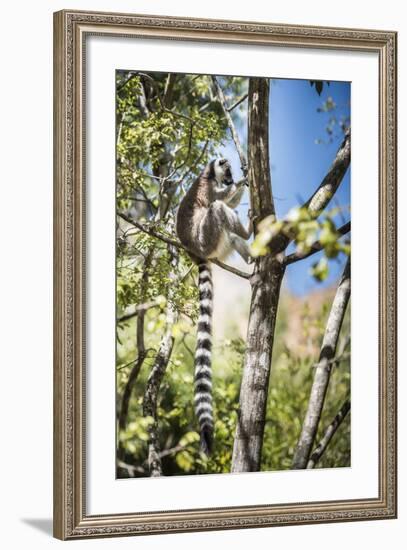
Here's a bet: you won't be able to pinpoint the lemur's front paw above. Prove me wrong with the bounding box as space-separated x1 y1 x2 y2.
248 210 260 226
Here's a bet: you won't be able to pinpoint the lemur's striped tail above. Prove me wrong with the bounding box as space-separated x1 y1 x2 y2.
194 261 214 455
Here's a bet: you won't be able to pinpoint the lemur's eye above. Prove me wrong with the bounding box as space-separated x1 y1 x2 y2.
219 159 227 166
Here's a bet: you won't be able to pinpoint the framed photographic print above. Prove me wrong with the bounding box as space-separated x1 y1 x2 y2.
53 9 397 540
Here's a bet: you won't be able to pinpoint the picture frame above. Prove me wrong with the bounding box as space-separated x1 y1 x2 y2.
53 9 397 540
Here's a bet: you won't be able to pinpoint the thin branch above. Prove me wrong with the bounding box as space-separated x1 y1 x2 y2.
116 350 155 371
228 93 248 112
117 459 146 476
292 258 351 469
284 222 351 265
211 76 248 176
117 301 160 324
175 139 210 185
163 123 194 182
306 400 351 469
121 195 153 205
117 73 138 92
118 442 194 478
210 259 251 279
143 442 191 464
118 336 146 432
118 212 180 248
180 264 194 282
181 332 195 359
118 212 251 280
137 72 203 128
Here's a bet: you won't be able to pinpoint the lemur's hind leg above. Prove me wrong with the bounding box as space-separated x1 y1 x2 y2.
207 201 253 264
230 234 253 264
210 201 253 240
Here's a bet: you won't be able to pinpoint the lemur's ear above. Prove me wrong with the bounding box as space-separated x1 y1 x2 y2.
206 160 216 180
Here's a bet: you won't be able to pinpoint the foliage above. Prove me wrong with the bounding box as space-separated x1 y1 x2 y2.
309 80 330 96
251 206 350 281
314 93 350 144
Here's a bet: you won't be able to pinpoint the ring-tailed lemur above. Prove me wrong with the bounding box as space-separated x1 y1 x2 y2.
176 158 253 454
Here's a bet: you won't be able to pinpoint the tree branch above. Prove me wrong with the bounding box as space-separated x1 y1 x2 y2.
175 139 210 186
117 72 138 93
306 400 351 469
284 221 351 266
303 129 351 216
118 212 181 248
137 72 203 128
292 258 351 469
210 259 250 279
118 212 251 279
117 459 146 477
267 130 351 256
117 301 160 324
211 76 248 176
228 93 248 112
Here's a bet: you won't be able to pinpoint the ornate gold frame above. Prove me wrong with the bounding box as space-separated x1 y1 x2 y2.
53 9 397 540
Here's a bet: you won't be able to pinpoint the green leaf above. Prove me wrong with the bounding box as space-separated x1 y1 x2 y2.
310 257 329 282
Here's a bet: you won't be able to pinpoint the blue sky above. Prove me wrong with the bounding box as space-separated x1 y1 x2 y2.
221 77 350 296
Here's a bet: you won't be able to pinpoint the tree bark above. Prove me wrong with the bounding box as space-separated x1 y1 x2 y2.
231 78 285 472
304 129 351 216
292 258 351 469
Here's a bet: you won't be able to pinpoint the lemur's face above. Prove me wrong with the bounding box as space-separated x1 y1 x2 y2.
213 158 234 186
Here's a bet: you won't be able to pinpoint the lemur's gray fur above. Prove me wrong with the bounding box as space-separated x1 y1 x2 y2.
176 158 252 264
176 158 252 454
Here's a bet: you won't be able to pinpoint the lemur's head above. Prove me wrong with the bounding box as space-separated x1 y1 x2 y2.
212 158 234 186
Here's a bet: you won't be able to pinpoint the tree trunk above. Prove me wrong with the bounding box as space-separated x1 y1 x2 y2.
231 78 285 472
292 258 351 469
